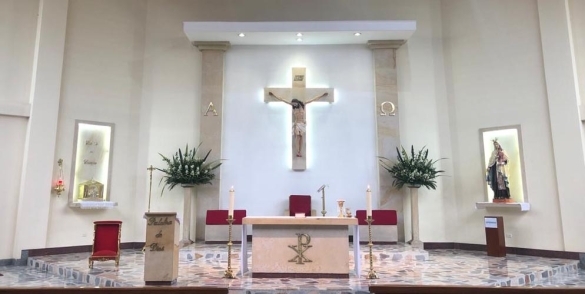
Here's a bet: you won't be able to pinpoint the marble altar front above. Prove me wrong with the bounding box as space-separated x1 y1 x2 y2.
241 216 359 278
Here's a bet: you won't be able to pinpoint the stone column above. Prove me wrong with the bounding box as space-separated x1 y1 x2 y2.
408 187 422 248
192 41 229 240
368 40 406 241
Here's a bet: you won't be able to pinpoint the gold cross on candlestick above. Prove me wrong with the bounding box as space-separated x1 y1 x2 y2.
147 165 156 212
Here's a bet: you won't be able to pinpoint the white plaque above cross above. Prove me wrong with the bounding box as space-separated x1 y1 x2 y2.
264 67 335 171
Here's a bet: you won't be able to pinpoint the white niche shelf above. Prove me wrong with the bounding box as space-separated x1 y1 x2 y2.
70 201 118 209
475 202 530 211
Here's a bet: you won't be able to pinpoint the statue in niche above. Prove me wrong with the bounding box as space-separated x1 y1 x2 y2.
268 92 328 157
486 139 511 202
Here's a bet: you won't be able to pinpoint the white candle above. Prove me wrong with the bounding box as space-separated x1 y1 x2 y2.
366 185 372 217
229 186 235 217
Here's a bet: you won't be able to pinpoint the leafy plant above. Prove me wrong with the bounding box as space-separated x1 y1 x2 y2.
157 143 222 195
379 145 444 190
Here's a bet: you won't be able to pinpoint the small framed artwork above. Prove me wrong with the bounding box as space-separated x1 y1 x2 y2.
479 125 527 203
68 120 115 208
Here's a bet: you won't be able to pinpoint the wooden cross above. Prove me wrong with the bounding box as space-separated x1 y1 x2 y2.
264 67 334 171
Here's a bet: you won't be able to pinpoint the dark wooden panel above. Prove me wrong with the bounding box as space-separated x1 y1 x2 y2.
423 242 456 250
485 216 506 257
370 285 585 294
25 242 145 257
0 287 228 294
252 273 349 278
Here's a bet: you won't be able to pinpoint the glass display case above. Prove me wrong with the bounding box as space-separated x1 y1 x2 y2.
68 120 117 209
476 125 529 211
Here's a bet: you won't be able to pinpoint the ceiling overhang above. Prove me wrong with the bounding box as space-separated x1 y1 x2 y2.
183 21 416 45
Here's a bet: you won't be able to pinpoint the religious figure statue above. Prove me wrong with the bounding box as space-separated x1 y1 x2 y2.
268 92 328 157
486 139 511 202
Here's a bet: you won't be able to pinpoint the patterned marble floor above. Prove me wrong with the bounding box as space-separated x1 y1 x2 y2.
0 243 584 293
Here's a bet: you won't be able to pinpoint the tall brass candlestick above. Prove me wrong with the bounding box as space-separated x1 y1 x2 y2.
146 165 155 212
365 216 378 279
224 215 236 279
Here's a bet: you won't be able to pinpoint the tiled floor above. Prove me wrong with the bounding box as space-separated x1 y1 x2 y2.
0 243 584 293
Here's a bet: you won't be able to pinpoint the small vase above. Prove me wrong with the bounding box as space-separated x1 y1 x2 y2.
337 200 345 217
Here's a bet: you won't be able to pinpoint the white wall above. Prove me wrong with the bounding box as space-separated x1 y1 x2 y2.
0 0 38 104
569 0 585 105
0 117 28 259
394 0 456 243
0 0 38 260
3 0 455 254
140 0 456 243
537 0 585 252
16 0 585 257
222 45 376 217
137 0 456 241
138 0 202 241
441 0 566 250
47 0 147 247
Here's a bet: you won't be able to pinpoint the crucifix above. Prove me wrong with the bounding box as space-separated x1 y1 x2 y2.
264 67 334 171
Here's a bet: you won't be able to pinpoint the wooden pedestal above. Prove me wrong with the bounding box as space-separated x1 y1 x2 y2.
484 216 506 257
144 212 180 285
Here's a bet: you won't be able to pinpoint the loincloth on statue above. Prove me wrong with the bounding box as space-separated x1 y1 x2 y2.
292 122 306 136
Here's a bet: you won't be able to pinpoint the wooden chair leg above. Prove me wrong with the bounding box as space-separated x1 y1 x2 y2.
88 259 93 269
115 257 119 267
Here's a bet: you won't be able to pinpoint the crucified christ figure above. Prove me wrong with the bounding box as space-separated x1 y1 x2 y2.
269 91 329 157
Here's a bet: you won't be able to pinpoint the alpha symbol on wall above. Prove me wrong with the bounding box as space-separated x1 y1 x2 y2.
204 102 218 116
288 233 312 264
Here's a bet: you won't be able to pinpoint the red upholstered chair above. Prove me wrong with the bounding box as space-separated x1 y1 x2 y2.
205 209 246 225
356 210 398 226
205 210 246 243
355 210 398 243
89 220 122 269
285 195 316 216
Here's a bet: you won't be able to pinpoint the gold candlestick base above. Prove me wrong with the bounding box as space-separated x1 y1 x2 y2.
365 216 378 279
224 216 237 279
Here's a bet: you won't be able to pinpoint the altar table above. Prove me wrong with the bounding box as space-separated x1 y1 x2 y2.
240 216 360 278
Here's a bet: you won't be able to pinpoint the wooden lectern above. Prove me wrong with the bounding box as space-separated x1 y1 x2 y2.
143 212 180 285
484 216 506 257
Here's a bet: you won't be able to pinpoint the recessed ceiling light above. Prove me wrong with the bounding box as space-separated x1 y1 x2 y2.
238 33 245 37
297 38 303 41
354 32 361 36
296 33 303 37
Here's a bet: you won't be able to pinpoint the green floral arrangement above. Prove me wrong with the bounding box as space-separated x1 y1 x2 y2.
379 145 444 190
157 143 222 195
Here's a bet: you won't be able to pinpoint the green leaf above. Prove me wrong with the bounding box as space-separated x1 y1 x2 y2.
378 145 446 191
158 143 225 196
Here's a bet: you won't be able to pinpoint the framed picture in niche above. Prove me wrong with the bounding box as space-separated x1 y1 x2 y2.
479 125 527 204
68 120 115 208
